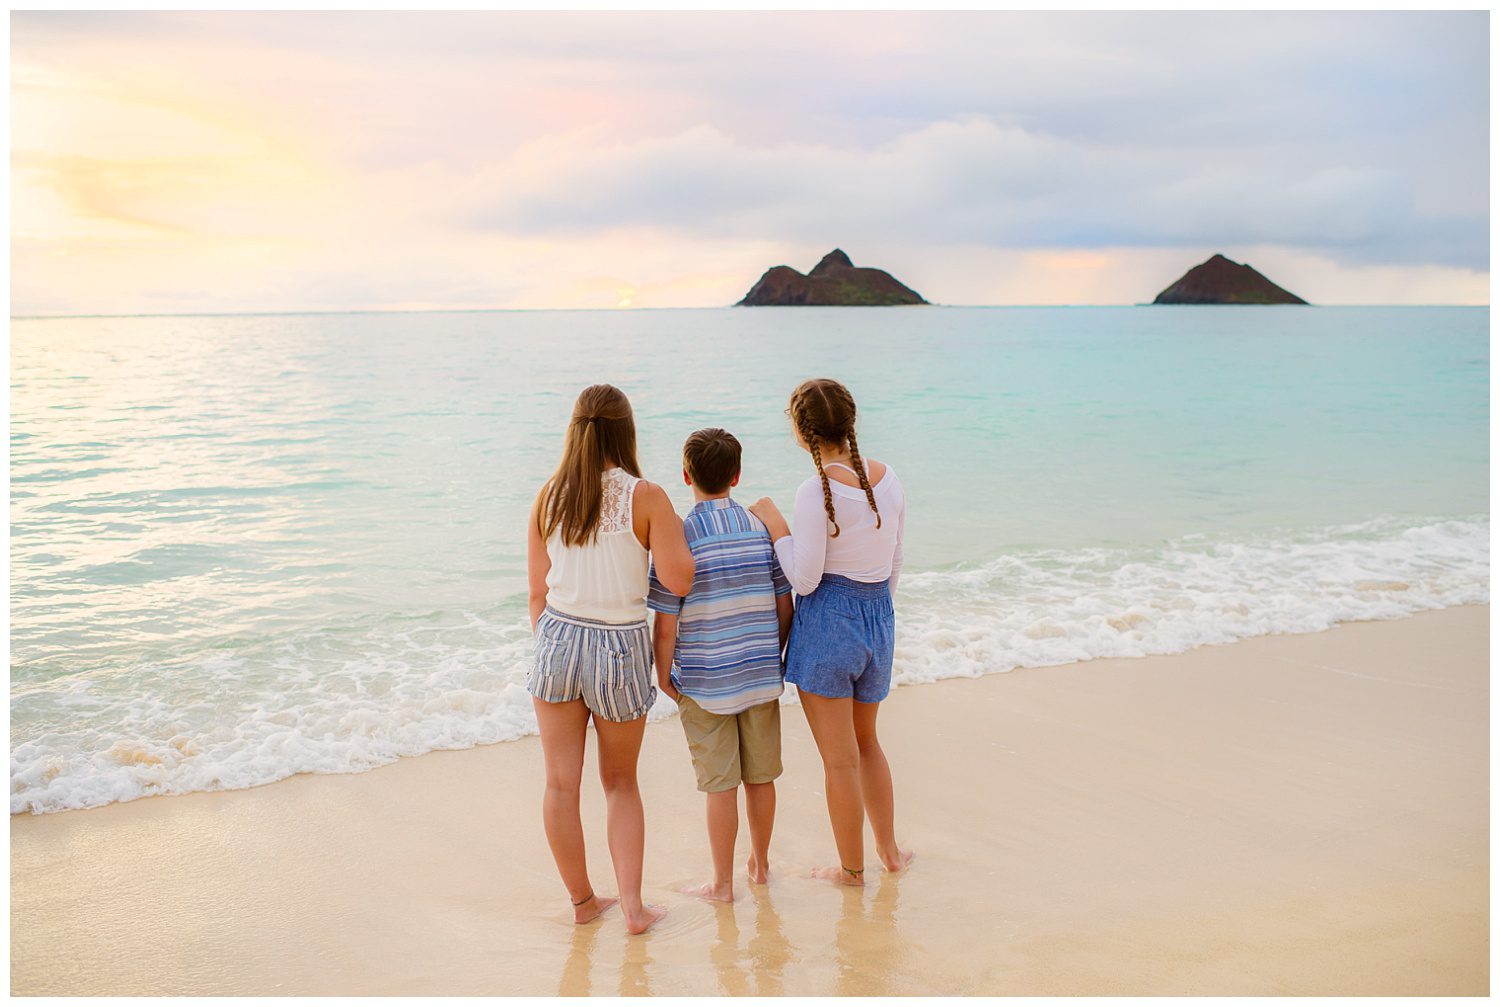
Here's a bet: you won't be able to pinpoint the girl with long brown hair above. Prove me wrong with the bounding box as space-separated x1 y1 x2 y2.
749 378 913 886
526 383 694 933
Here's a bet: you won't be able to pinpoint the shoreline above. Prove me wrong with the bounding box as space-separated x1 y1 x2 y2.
15 564 1489 819
12 605 1488 995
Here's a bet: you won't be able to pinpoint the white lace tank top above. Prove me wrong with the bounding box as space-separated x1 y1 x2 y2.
544 467 650 624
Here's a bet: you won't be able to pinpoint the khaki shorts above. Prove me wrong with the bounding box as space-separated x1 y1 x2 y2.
677 695 783 793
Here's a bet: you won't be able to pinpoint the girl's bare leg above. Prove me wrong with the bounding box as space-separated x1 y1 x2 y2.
852 700 914 872
533 697 618 923
799 693 866 886
593 712 666 933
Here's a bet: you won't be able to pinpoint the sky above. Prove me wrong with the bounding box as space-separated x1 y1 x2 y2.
11 11 1491 313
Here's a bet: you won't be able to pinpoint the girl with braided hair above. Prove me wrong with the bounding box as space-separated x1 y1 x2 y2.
748 378 913 886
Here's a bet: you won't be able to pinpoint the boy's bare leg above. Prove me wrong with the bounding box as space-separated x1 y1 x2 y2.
682 788 738 901
744 781 775 883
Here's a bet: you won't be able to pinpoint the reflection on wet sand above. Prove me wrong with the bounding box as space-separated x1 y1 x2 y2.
558 920 598 997
556 912 654 996
552 873 898 997
704 884 794 994
619 933 652 996
836 876 906 997
747 884 790 996
709 905 748 995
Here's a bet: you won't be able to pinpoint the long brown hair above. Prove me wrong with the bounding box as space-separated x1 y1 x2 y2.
787 378 880 538
538 384 642 546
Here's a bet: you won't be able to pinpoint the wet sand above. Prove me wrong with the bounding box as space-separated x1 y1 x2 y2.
11 605 1488 995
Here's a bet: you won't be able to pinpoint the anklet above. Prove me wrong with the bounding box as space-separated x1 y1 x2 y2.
842 866 864 878
571 891 595 906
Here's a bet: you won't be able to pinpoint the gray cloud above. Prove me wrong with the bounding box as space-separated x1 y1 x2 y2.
469 117 1484 269
13 10 1489 308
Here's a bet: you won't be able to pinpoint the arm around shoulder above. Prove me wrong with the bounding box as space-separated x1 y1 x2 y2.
638 480 694 596
775 478 830 597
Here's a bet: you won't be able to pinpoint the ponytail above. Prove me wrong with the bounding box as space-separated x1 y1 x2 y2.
539 385 640 545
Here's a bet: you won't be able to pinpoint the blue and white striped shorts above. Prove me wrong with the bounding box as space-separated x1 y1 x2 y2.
528 606 656 722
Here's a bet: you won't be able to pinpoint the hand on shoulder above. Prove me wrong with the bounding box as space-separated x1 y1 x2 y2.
748 497 790 539
747 496 779 522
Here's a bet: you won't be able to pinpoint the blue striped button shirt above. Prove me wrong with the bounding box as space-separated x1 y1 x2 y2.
648 497 792 715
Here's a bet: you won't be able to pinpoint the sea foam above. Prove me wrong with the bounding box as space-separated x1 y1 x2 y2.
893 516 1488 686
10 516 1487 815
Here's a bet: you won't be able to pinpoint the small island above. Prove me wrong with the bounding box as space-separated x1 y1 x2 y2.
1152 253 1308 305
737 249 928 306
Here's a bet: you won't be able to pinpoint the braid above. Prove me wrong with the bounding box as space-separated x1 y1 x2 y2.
799 408 841 538
846 429 881 529
792 378 884 540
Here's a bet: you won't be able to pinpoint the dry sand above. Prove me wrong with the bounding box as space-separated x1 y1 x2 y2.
11 606 1489 995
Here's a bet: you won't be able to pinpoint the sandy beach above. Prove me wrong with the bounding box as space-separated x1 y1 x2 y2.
11 605 1488 996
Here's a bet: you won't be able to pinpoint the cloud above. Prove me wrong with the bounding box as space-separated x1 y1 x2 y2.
468 118 1482 269
10 11 1489 312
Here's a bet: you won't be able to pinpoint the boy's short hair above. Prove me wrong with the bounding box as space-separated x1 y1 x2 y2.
683 428 742 494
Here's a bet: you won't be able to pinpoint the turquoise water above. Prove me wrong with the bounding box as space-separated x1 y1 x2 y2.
11 307 1489 812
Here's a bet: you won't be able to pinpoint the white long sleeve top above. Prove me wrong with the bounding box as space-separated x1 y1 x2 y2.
771 462 906 598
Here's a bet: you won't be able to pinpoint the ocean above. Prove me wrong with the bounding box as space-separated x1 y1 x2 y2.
10 306 1489 813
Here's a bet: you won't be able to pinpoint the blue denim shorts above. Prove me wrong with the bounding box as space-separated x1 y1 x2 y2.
785 574 895 703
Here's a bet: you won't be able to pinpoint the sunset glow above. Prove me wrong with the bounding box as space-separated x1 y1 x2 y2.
13 12 1490 314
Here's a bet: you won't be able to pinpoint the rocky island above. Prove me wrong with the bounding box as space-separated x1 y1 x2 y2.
1153 254 1308 305
737 249 928 306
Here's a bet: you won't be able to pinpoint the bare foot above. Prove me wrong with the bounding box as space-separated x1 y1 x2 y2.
573 894 619 924
746 855 769 885
681 880 734 903
810 864 866 887
624 903 668 935
878 847 916 873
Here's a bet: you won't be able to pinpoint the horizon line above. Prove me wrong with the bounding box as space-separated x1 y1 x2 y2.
12 303 1490 321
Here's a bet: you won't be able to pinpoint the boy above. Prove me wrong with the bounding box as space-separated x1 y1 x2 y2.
648 427 793 902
